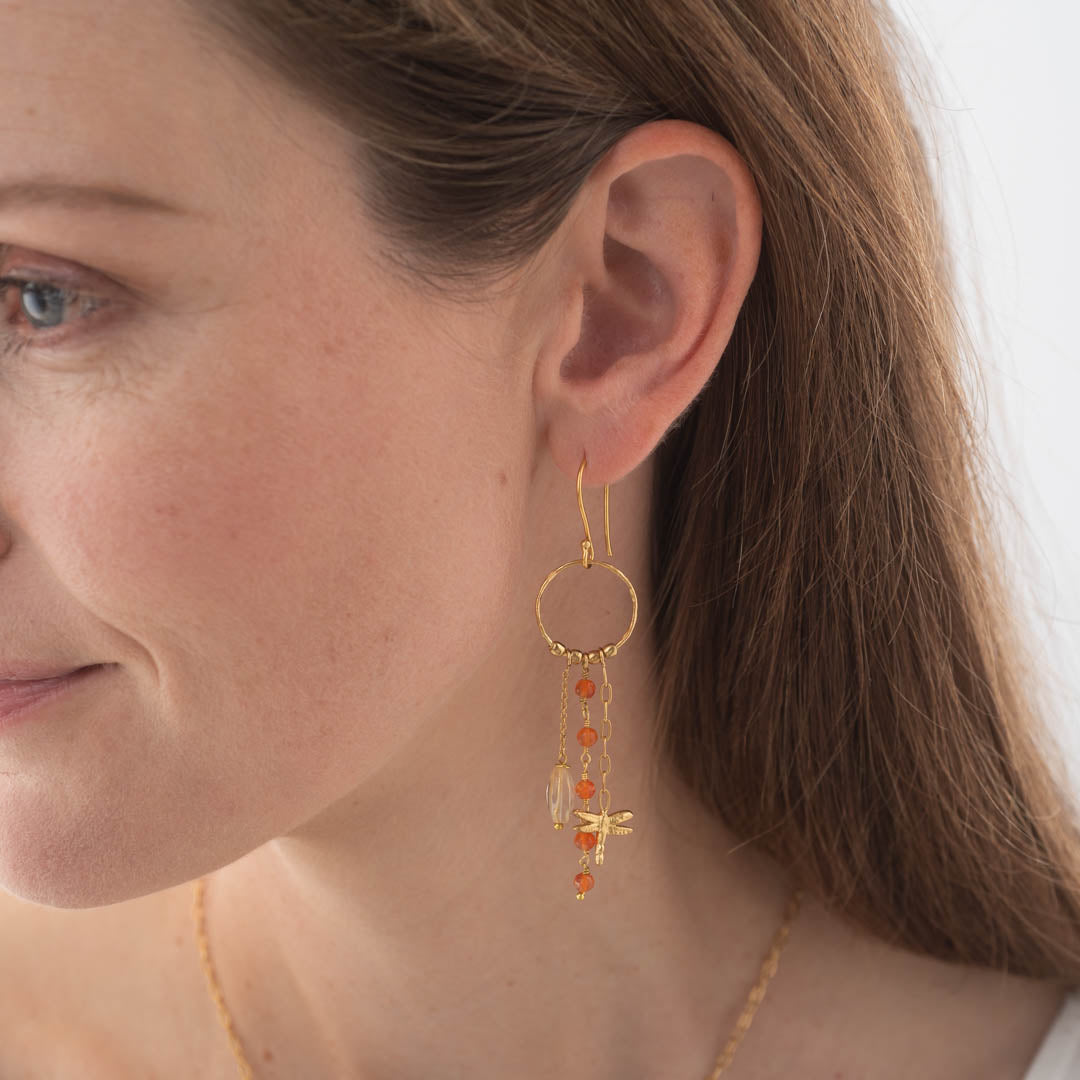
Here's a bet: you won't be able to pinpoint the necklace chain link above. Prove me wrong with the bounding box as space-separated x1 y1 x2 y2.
192 876 804 1078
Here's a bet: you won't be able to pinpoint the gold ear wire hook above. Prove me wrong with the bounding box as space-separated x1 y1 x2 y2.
577 451 612 569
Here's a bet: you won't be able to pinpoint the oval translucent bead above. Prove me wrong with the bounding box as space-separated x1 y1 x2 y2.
546 763 574 826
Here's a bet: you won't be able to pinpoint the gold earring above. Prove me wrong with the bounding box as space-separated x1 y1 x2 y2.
536 450 638 899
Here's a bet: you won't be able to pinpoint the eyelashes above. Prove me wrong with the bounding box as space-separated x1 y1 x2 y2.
0 274 115 360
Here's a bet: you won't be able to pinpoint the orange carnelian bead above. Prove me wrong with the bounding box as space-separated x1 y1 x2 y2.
575 778 595 798
574 832 597 852
575 678 596 698
574 871 595 893
576 726 599 747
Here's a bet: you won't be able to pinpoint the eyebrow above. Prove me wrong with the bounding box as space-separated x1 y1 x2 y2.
0 178 201 219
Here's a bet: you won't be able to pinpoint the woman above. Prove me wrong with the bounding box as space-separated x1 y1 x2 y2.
0 0 1077 1076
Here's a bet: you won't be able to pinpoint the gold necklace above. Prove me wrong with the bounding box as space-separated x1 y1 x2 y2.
193 876 804 1078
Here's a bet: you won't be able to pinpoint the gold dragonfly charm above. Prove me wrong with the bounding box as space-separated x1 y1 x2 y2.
572 808 634 865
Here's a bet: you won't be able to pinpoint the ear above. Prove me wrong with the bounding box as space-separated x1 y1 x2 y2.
531 118 762 485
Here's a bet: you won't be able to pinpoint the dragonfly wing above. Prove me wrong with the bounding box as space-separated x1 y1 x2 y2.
572 810 602 833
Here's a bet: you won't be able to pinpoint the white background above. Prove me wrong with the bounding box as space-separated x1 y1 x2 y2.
887 2 1080 790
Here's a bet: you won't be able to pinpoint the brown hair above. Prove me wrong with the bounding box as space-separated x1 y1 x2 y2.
183 0 1080 981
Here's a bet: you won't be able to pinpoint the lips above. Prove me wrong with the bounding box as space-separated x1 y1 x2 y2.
0 663 97 681
0 664 105 725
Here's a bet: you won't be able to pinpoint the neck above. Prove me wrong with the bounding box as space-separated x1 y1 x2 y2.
196 461 802 1076
201 777 799 1078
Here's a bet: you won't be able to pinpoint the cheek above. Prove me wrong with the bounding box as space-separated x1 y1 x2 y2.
29 306 518 845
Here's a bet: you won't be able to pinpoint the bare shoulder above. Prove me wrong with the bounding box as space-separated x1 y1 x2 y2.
777 895 1074 1079
944 966 1072 1079
0 882 224 1078
848 914 1073 1079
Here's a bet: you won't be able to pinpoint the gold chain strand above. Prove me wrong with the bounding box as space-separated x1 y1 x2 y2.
191 876 256 1080
192 875 803 1080
709 886 805 1077
597 654 613 815
549 659 573 834
557 658 570 767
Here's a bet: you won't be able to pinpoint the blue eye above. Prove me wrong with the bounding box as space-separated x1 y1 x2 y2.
0 274 111 358
17 280 72 328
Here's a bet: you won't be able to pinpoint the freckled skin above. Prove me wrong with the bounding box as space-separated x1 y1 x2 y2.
0 2 1066 1078
0 0 529 903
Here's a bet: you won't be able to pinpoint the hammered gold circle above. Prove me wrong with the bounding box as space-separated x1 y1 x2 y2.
535 559 638 657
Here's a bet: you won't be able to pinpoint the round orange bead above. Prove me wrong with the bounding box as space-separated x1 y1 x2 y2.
574 831 597 851
575 678 596 698
575 778 595 798
576 726 599 747
574 871 595 893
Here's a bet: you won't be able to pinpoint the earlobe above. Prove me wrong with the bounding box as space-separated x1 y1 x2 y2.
541 119 762 487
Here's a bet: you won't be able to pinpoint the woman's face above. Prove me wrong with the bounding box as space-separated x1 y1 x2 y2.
0 0 550 904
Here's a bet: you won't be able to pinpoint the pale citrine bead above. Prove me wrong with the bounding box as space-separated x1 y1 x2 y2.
546 763 574 827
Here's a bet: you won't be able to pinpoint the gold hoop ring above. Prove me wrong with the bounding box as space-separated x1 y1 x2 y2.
535 559 638 659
